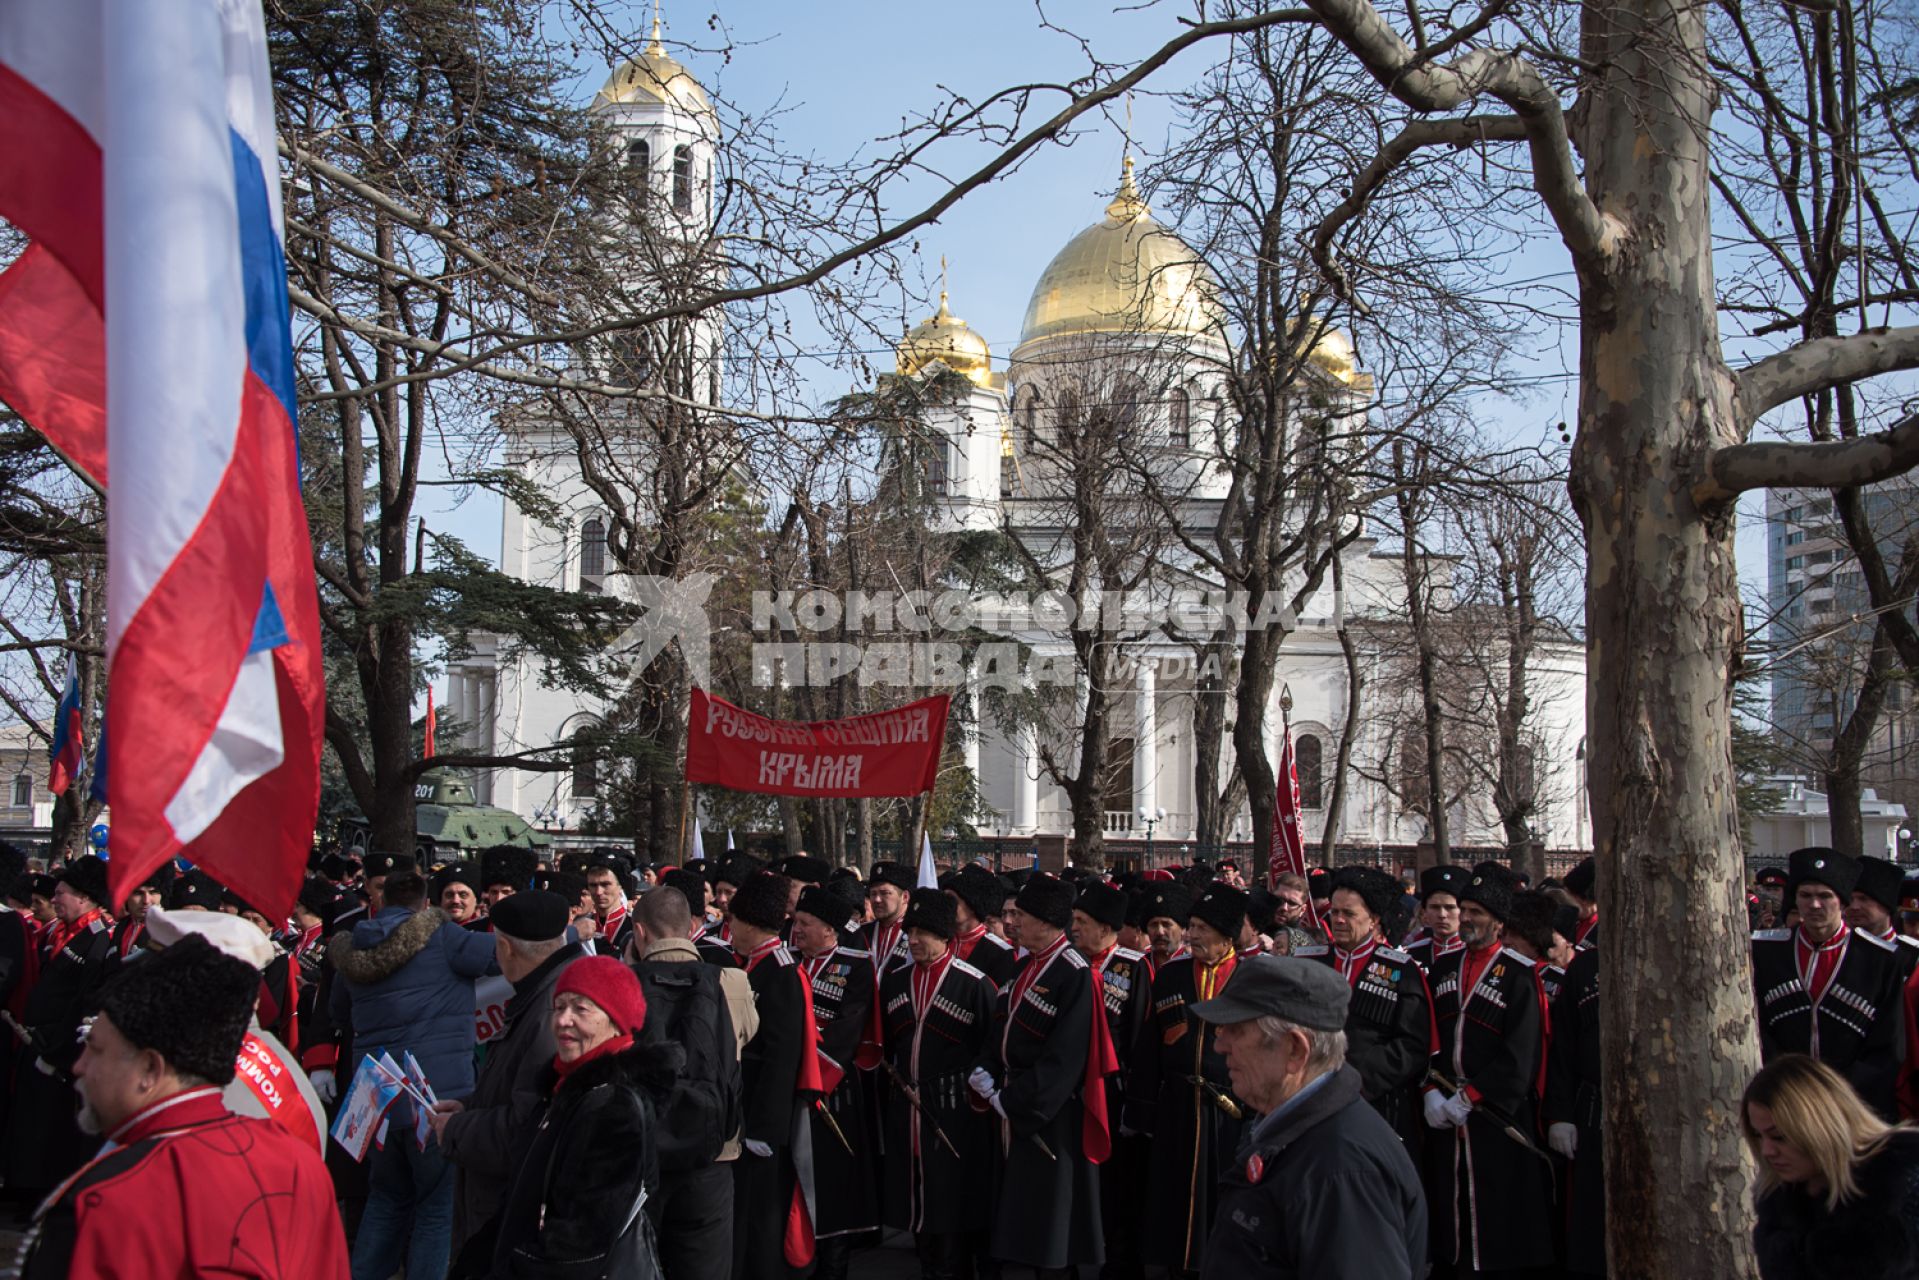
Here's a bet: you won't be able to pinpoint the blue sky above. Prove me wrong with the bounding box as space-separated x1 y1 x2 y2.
419 0 1783 609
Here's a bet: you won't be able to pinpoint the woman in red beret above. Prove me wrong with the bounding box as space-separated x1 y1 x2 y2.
478 956 682 1279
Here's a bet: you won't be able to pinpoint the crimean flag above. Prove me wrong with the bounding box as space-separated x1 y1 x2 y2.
47 654 85 796
0 2 324 918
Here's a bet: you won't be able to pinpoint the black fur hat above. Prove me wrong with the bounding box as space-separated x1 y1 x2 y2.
1788 847 1859 901
1014 874 1077 930
94 932 256 1086
1075 882 1128 931
55 855 111 909
539 869 587 906
658 869 709 913
297 878 347 929
711 855 764 889
432 863 479 899
1459 865 1518 923
1506 890 1557 955
480 845 538 893
944 864 1006 921
795 884 858 934
1139 883 1196 928
1190 884 1249 941
1331 866 1402 923
730 870 793 932
363 851 417 880
1245 886 1279 935
0 841 28 887
133 860 178 895
823 875 868 920
1550 903 1582 947
869 862 917 893
902 890 957 940
1563 856 1597 901
780 855 831 886
1856 856 1904 914
1419 865 1470 903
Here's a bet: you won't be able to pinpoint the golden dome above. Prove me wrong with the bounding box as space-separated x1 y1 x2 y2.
1302 321 1359 382
897 290 993 386
594 13 711 116
1018 158 1224 346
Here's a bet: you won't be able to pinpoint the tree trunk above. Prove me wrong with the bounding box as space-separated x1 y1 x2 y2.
1238 612 1280 882
1575 0 1763 1265
1321 611 1365 865
1824 622 1896 858
1068 656 1111 872
1192 633 1233 848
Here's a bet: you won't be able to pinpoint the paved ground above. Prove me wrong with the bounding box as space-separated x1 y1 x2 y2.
847 1230 922 1280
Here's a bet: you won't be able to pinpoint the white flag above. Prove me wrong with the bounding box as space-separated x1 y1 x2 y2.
918 831 938 889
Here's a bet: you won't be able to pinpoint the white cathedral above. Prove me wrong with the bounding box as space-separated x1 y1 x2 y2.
445 23 1595 862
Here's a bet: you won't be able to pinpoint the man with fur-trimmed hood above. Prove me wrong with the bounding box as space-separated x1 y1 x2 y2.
328 868 499 1280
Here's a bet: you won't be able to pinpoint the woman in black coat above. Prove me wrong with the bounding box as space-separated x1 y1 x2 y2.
488 956 681 1280
1745 1053 1919 1280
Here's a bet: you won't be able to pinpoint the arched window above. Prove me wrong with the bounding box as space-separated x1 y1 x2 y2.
625 138 650 198
1022 391 1042 450
1058 391 1081 436
579 518 606 593
573 742 598 800
1296 733 1324 809
10 774 29 807
673 145 693 212
1169 388 1191 449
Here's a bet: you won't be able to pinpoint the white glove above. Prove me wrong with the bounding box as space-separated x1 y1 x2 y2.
743 1139 773 1158
309 1069 338 1105
1422 1090 1450 1129
967 1067 997 1099
1548 1122 1578 1159
33 1057 57 1078
1441 1092 1474 1127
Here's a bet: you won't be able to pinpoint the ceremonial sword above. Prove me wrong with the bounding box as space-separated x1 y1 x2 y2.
1425 1068 1554 1165
878 1059 963 1160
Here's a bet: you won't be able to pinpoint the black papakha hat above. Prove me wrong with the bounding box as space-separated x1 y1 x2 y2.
1075 882 1128 931
1330 865 1401 923
729 870 793 932
56 855 112 909
869 862 917 893
1013 874 1076 930
795 884 858 935
1458 866 1516 923
1419 865 1470 904
1190 884 1249 941
1563 856 1597 901
480 845 538 892
1855 855 1904 914
1787 847 1859 901
902 891 958 941
1139 883 1196 928
944 864 1006 921
95 933 256 1086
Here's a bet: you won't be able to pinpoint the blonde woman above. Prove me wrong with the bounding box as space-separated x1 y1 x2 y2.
1743 1054 1919 1279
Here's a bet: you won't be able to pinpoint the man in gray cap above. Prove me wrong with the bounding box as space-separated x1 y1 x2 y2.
1189 954 1426 1280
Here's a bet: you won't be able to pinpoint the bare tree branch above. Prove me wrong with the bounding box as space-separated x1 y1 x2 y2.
1312 114 1527 306
1732 324 1919 426
1698 409 1919 503
1301 0 1622 266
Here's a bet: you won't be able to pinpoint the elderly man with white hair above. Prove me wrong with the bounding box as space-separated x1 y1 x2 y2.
1189 953 1427 1280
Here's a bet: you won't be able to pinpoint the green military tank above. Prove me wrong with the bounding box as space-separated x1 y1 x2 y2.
338 771 550 862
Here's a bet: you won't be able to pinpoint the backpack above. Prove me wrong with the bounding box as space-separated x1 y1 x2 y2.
635 959 742 1171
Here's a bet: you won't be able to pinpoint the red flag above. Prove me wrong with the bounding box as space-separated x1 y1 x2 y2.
1269 719 1324 933
423 685 437 759
786 965 823 1267
1080 970 1120 1162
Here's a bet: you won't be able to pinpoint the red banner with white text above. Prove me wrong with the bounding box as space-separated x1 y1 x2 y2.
686 688 950 797
1269 721 1324 931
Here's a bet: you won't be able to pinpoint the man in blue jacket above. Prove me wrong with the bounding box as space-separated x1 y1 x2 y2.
329 869 498 1280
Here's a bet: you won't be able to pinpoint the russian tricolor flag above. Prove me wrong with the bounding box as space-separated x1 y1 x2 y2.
0 1 322 916
46 654 84 796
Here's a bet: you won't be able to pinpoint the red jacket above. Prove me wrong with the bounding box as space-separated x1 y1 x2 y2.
25 1087 349 1279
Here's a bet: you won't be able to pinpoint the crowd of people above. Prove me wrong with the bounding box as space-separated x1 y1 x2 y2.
1 837 1917 1279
